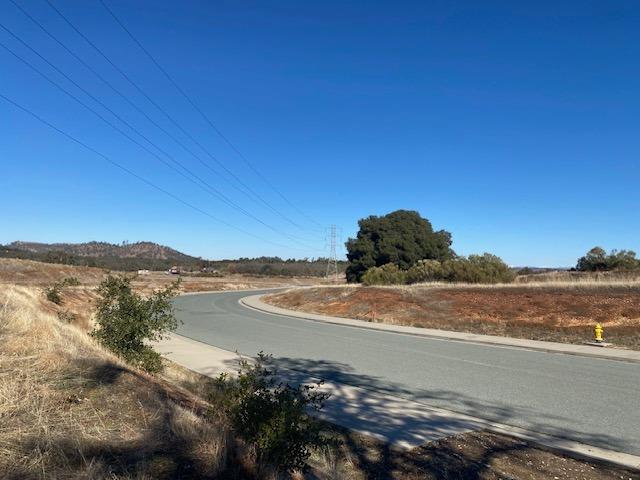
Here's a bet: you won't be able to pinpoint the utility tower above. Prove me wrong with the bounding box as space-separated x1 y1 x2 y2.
326 224 339 282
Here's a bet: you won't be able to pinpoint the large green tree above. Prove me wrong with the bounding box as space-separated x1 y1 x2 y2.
345 210 453 282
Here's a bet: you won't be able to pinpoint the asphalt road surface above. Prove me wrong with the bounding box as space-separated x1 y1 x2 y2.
174 290 640 455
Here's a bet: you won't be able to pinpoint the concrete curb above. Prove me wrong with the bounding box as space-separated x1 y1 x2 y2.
240 294 640 364
155 333 640 471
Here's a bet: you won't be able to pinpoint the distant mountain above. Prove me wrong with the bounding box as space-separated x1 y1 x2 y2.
8 241 198 262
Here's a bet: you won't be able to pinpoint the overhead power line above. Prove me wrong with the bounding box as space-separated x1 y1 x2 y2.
0 32 320 251
98 0 325 231
0 92 302 251
40 0 315 233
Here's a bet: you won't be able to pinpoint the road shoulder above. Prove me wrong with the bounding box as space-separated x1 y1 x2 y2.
154 332 640 470
240 293 640 364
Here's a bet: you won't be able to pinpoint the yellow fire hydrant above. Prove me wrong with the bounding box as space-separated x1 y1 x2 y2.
594 323 604 343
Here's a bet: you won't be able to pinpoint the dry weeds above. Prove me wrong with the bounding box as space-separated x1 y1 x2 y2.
0 285 233 479
265 284 640 349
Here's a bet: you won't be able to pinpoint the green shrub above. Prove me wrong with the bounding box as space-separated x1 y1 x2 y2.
44 283 63 305
361 263 407 285
61 276 81 286
442 254 514 283
43 276 82 305
90 275 180 373
212 353 330 473
406 259 443 283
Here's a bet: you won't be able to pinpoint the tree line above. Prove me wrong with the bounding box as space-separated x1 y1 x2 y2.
344 210 639 284
575 247 640 272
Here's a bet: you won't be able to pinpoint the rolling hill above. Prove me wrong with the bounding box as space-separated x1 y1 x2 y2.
7 241 196 261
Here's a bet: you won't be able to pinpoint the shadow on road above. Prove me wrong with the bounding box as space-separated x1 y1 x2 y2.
241 355 628 452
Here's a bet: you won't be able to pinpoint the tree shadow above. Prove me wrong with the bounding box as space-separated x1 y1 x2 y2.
231 354 634 479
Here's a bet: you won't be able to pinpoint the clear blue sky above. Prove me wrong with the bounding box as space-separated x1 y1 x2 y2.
1 1 638 266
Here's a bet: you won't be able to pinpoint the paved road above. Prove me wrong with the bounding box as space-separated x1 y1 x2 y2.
174 290 640 455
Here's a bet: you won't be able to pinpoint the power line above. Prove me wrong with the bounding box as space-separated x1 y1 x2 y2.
41 0 314 234
11 0 312 239
0 91 302 251
98 0 325 231
0 33 321 251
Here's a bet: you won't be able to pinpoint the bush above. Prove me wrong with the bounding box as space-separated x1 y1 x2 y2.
212 353 330 473
406 259 443 283
442 254 515 283
44 283 63 305
43 276 82 305
361 254 514 285
361 263 407 285
90 275 180 373
62 276 81 286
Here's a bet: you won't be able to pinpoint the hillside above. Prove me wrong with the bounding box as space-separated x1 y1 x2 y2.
1 242 346 276
2 241 201 272
8 241 197 261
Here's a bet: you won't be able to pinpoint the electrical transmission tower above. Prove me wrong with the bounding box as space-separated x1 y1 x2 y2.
326 225 339 282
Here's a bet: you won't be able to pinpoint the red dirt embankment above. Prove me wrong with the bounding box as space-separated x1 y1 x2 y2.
264 285 640 349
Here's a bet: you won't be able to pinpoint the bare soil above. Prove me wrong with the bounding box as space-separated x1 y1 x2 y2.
320 424 640 480
264 285 640 349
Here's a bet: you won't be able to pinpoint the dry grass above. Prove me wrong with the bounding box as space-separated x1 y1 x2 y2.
515 269 640 284
0 258 326 299
265 284 640 349
0 285 234 479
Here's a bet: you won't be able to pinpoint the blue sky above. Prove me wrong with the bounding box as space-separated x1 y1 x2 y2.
1 1 638 266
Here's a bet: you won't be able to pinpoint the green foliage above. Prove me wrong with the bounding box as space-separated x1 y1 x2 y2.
361 263 407 285
577 247 640 271
442 254 515 284
406 259 443 284
90 275 180 373
43 276 81 305
211 353 330 473
62 276 81 286
44 283 63 305
345 210 454 282
361 254 514 285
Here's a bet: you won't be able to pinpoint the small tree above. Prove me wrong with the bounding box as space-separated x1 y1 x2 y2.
212 353 330 473
91 275 180 373
576 247 608 271
43 276 82 305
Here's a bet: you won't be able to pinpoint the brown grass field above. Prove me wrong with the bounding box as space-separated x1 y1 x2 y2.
264 282 640 349
1 259 638 478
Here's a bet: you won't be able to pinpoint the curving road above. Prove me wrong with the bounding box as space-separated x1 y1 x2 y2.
173 290 640 456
